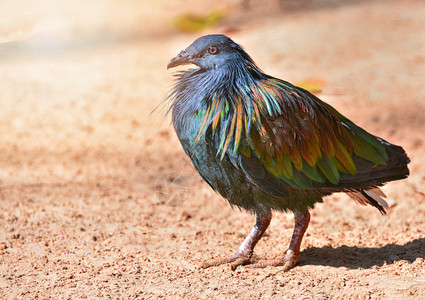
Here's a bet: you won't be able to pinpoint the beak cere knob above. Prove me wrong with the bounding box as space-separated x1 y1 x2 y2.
167 50 191 69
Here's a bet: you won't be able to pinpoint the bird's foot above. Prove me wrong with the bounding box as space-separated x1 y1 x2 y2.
248 249 300 271
201 253 251 271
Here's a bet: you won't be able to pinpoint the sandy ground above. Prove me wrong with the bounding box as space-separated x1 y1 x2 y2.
1 0 425 298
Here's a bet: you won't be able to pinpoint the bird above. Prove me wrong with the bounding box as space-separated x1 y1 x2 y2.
165 34 410 271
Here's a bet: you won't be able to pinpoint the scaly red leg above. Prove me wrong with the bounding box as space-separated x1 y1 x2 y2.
201 210 272 270
250 210 310 271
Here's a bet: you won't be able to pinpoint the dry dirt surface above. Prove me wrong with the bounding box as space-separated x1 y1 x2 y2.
1 0 425 298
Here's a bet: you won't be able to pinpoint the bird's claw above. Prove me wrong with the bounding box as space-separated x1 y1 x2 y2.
229 256 251 271
246 250 300 271
201 250 300 271
200 254 251 270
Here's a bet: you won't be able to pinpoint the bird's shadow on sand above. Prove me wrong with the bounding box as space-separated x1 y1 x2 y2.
297 238 425 269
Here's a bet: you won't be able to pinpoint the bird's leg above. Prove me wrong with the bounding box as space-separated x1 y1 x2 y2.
281 210 310 270
250 210 310 271
201 210 272 270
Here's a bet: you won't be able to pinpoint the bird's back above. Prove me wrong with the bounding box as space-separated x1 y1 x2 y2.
171 74 409 213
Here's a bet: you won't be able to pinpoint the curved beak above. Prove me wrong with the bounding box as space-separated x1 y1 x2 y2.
167 50 191 69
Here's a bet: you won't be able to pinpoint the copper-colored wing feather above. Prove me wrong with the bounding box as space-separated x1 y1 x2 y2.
237 77 407 192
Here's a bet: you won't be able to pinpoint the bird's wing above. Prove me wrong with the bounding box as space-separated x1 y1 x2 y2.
237 77 391 191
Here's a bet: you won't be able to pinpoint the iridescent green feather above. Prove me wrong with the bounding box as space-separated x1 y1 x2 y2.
317 156 340 185
191 75 388 189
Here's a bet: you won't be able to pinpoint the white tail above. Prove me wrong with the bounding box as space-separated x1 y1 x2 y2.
347 187 389 211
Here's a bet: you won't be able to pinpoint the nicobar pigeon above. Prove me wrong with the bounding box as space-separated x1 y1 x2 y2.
166 34 410 271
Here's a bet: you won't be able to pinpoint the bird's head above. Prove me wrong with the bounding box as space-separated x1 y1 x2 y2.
167 34 257 72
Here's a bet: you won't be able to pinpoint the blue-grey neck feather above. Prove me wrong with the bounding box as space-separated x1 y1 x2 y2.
168 51 266 134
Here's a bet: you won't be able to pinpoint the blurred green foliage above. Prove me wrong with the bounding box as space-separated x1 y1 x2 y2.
295 77 326 94
173 9 227 33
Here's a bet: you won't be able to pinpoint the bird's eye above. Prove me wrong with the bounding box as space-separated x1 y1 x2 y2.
207 45 219 55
